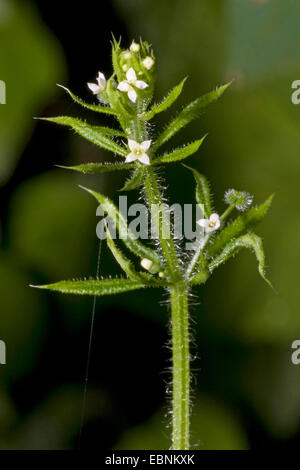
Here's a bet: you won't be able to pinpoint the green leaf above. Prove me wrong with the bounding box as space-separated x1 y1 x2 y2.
141 78 187 120
154 137 206 165
32 278 146 296
207 195 273 258
106 225 144 281
111 35 123 83
153 83 230 150
209 232 273 288
189 269 210 285
81 186 164 270
58 162 134 174
120 167 146 191
41 116 127 156
57 85 117 115
184 165 212 218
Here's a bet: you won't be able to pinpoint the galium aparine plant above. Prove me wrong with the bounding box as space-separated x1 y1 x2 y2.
32 38 273 450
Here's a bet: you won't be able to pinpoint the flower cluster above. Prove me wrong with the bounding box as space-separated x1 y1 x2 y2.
87 39 155 104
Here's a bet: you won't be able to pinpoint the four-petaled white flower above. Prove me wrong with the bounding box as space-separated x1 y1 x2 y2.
125 139 151 165
87 72 106 95
117 67 148 103
197 213 221 233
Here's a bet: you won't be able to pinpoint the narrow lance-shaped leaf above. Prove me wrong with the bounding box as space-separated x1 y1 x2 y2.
41 116 127 156
154 137 206 165
184 165 212 218
32 278 146 296
111 35 124 83
120 167 146 191
84 126 125 137
60 123 125 138
81 186 164 270
105 224 144 281
58 162 135 175
153 83 230 151
57 84 117 115
206 195 273 258
208 232 273 288
140 78 187 121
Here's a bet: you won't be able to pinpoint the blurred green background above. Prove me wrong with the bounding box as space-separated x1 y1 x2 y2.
0 0 299 450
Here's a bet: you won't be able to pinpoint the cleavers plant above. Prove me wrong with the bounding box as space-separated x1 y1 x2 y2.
34 38 273 450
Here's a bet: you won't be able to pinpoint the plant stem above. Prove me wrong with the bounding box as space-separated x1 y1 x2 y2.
132 113 181 280
220 203 235 221
170 284 190 450
131 113 190 450
144 167 181 281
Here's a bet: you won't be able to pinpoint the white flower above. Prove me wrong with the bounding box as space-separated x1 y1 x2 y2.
130 41 140 52
197 213 221 233
87 72 106 95
142 56 155 70
125 139 151 165
117 67 148 103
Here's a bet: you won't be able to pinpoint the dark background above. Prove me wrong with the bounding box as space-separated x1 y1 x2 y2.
0 0 300 449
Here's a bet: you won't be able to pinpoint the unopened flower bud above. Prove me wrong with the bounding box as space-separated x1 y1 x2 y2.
141 258 153 271
130 41 140 52
142 56 155 70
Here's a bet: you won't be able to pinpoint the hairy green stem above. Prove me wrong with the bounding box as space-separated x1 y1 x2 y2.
144 167 181 281
220 203 235 221
131 113 190 450
170 284 190 450
143 170 190 449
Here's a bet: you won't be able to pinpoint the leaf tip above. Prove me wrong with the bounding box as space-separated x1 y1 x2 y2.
196 133 208 148
29 284 46 290
55 164 70 170
182 163 192 170
218 82 232 94
78 184 90 192
264 193 274 210
57 83 68 92
78 185 98 199
260 272 276 292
